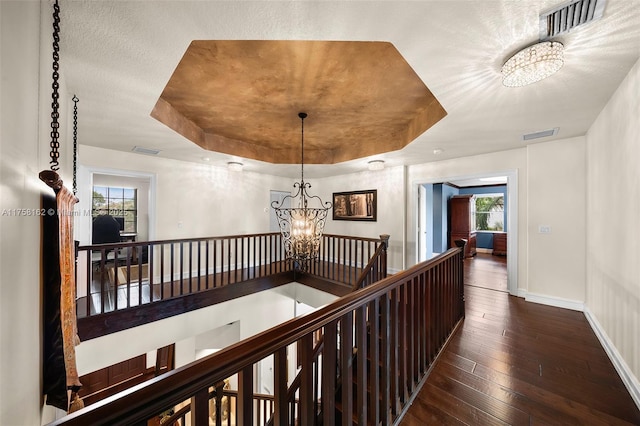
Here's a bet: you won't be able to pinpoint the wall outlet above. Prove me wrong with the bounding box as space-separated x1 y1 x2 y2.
538 225 551 234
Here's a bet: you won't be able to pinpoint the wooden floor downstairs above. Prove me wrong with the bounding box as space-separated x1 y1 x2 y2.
401 254 640 425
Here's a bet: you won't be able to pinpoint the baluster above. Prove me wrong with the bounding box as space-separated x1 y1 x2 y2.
160 243 165 300
398 283 407 403
299 333 314 425
355 305 368 425
340 311 354 426
205 239 210 289
178 242 184 295
379 292 391 422
235 237 240 283
339 237 344 284
274 347 288 425
368 299 380 424
190 387 209 426
187 241 192 294
196 240 201 292
137 244 143 305
213 239 218 288
237 365 253 425
85 249 91 317
413 276 421 386
322 320 337 425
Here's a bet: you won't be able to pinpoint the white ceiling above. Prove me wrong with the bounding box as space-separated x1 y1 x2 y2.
59 0 640 179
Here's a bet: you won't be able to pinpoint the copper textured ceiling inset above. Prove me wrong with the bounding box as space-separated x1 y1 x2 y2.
151 40 447 164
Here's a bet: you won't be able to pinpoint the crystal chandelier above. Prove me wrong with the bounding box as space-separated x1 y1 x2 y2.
272 113 332 271
502 41 564 87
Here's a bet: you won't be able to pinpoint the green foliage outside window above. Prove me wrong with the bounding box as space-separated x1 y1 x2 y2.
475 195 504 231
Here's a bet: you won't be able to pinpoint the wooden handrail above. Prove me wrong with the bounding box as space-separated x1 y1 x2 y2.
353 233 389 290
52 247 463 425
76 233 386 325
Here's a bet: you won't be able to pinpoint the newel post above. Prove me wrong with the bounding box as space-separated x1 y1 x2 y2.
380 234 390 278
454 239 466 319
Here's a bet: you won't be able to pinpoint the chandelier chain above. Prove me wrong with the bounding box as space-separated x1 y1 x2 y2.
299 112 306 185
72 95 79 194
49 0 61 171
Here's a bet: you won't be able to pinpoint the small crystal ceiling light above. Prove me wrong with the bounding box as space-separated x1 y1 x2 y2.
227 161 243 172
502 41 564 87
368 160 385 171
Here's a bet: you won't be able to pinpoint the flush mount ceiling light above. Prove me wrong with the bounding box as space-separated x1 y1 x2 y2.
227 161 243 172
271 113 332 271
368 160 385 171
502 41 564 87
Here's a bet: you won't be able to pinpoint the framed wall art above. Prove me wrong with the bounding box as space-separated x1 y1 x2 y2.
332 189 377 221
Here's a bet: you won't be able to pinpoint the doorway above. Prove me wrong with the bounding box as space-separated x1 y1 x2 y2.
76 166 156 245
416 171 518 295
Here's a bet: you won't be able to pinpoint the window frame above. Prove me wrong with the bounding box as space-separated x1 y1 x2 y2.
92 186 138 233
473 193 505 232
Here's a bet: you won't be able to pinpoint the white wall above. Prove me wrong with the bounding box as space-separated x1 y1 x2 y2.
78 145 291 240
526 137 586 305
318 166 406 272
0 2 76 424
585 57 640 401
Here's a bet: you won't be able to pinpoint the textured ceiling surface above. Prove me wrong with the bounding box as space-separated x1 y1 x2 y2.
151 40 446 164
58 0 640 178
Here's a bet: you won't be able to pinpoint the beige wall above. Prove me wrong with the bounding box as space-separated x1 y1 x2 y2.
78 145 292 241
0 2 73 424
406 138 588 307
527 136 586 303
318 166 406 272
586 58 640 395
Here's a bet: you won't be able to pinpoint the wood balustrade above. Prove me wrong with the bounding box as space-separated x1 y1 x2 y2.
76 232 290 318
75 233 386 339
53 247 463 426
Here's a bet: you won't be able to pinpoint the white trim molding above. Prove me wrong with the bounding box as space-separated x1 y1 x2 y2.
517 291 640 410
523 291 584 312
584 306 640 410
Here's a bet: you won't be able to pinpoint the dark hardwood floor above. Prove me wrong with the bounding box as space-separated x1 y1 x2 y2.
401 254 640 425
464 252 507 292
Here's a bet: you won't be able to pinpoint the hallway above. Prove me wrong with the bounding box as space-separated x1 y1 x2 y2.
464 253 508 292
401 255 640 425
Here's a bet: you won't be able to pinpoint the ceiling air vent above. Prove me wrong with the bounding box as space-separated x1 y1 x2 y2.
522 127 559 141
132 146 161 155
540 0 607 39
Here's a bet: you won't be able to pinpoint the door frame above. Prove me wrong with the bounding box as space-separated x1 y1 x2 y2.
414 170 518 295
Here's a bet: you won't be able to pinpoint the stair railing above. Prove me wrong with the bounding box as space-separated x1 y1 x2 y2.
353 234 390 290
51 247 463 426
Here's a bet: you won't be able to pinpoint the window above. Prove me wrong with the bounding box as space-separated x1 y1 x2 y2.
92 186 137 233
474 194 504 231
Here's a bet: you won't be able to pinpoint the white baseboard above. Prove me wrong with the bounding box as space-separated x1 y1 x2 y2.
584 306 640 410
523 291 584 312
516 290 640 410
476 248 492 254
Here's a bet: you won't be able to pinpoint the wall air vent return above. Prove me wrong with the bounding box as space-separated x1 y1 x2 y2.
523 127 559 141
540 0 607 39
132 146 161 155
